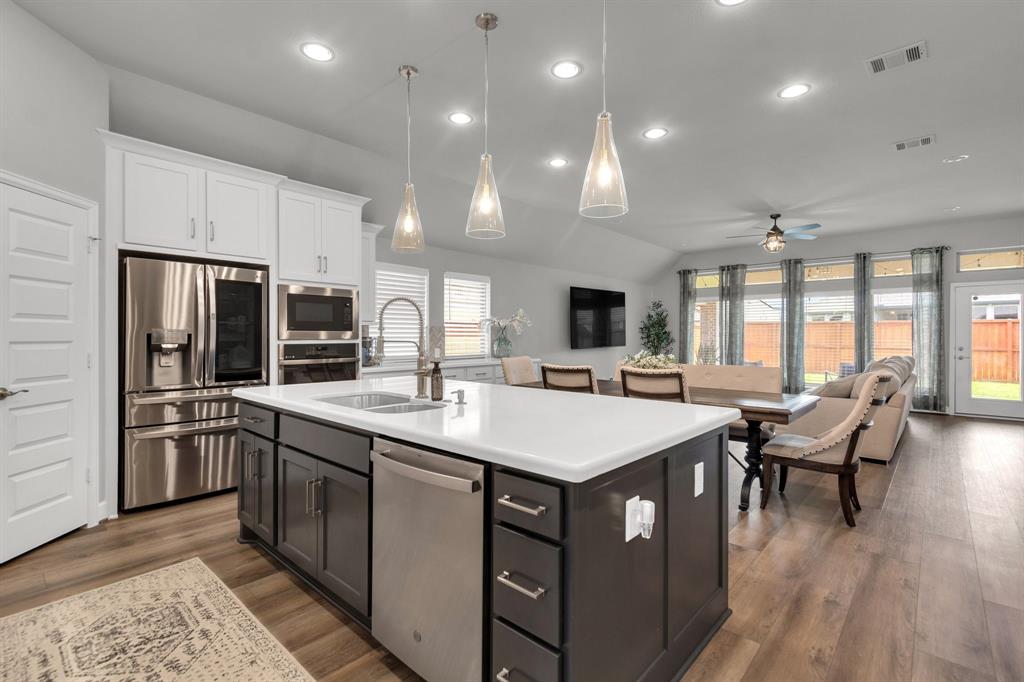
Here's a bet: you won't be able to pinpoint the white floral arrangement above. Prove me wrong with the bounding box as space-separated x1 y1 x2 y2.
623 350 678 369
480 308 532 336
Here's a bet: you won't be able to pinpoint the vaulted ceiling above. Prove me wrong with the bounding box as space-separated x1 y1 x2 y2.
18 0 1024 264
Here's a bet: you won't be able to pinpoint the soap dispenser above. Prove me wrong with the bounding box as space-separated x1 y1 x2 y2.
430 361 444 401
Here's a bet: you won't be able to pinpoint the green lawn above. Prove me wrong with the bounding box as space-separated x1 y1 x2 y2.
972 381 1022 400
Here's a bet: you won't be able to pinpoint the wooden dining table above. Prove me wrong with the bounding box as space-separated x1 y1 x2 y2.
518 379 820 511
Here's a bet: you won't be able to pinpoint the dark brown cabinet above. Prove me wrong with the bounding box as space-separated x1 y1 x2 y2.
238 430 275 544
276 445 369 617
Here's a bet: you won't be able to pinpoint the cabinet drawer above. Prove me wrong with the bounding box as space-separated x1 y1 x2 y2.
494 471 562 541
493 619 561 682
466 365 496 381
239 403 276 439
441 367 466 380
279 414 370 474
493 526 562 647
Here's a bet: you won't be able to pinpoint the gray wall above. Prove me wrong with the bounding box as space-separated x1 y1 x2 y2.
376 240 658 378
0 0 108 202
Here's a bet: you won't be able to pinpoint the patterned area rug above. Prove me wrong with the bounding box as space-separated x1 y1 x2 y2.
0 557 314 681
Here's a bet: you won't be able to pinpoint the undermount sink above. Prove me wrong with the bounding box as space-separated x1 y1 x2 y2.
367 402 446 414
316 392 410 409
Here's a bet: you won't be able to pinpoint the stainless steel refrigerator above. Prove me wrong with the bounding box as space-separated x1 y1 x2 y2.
121 256 268 510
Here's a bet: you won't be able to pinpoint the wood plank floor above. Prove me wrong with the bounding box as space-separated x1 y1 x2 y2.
1 413 1021 681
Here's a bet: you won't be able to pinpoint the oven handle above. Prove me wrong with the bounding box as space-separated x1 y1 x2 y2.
279 358 360 367
129 418 239 440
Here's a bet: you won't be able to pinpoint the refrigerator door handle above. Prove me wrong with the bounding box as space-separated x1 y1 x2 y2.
129 417 239 440
195 265 207 388
205 266 217 386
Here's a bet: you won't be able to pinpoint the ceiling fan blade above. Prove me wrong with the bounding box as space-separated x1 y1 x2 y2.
725 235 762 239
786 223 821 233
788 233 817 240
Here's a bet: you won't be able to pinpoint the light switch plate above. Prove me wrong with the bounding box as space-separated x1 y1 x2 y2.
625 495 641 542
694 462 704 497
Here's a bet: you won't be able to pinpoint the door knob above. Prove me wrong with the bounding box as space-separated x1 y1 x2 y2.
0 387 29 400
957 355 970 360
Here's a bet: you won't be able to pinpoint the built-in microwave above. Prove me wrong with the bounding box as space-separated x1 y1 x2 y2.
278 284 358 340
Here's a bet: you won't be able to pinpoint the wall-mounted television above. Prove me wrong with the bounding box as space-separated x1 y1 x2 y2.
570 286 626 349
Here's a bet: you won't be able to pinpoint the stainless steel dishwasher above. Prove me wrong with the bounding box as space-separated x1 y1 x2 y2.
371 438 485 682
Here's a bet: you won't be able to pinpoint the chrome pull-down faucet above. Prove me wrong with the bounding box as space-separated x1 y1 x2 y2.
374 297 429 399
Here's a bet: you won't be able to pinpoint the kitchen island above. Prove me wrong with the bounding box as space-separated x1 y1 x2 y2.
234 377 739 682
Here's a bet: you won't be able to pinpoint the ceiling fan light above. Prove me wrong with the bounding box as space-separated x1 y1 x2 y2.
580 112 628 218
762 232 786 253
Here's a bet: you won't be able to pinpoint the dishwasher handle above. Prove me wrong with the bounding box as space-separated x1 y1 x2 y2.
371 449 481 494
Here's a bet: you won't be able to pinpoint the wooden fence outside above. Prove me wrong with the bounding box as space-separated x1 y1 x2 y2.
694 320 1020 382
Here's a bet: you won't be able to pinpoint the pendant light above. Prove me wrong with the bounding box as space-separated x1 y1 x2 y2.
391 65 425 253
579 0 628 218
466 13 506 239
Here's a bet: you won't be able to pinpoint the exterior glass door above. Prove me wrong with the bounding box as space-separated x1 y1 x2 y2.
953 282 1023 419
207 265 267 386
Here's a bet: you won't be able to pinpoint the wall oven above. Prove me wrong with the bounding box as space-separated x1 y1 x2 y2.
278 284 358 340
279 343 359 384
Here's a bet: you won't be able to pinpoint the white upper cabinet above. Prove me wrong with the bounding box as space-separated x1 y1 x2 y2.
124 152 202 251
278 182 367 286
278 190 322 282
321 199 360 286
206 171 272 259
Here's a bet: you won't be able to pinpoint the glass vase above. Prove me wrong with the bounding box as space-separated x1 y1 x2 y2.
492 330 513 358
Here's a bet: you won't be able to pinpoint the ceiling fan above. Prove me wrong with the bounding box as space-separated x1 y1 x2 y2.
726 213 821 253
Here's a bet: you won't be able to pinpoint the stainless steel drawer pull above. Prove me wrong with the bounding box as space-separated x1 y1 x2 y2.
313 478 323 515
497 571 546 600
496 668 512 682
242 415 264 424
497 494 547 517
305 479 314 515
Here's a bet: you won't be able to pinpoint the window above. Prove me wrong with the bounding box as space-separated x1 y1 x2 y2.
374 265 429 361
693 301 720 364
444 273 491 358
804 293 855 385
743 298 782 367
873 257 912 278
696 273 719 289
873 291 912 360
958 248 1024 273
805 262 854 281
694 268 781 289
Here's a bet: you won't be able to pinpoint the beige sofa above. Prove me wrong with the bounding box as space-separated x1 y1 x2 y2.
777 356 916 463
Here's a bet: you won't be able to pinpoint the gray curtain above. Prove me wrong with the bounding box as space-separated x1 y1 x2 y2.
780 259 805 394
718 264 746 365
911 247 948 411
854 252 874 372
677 269 698 363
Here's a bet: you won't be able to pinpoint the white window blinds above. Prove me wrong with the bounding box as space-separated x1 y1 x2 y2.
374 265 429 361
444 273 491 358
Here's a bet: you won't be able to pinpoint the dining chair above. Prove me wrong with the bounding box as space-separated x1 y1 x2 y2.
541 364 599 394
500 356 537 385
760 372 891 527
620 367 691 402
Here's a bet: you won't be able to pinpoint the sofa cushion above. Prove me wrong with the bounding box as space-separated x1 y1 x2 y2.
812 373 859 398
874 356 912 385
853 365 900 401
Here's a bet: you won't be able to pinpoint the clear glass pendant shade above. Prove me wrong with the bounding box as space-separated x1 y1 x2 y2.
579 112 628 218
392 182 425 252
465 153 505 239
761 232 786 253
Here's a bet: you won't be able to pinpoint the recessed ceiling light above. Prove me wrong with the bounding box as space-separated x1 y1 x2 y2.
777 83 811 99
715 0 748 5
300 42 334 62
942 154 969 164
642 127 669 140
944 206 962 212
447 111 473 125
551 60 583 79
547 157 569 168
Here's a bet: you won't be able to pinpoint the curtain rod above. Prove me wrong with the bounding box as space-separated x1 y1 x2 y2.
679 247 949 274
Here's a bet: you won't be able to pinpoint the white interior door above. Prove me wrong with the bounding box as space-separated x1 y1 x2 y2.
0 184 91 563
953 281 1024 419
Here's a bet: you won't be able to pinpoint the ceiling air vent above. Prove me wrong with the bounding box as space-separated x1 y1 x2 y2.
893 134 936 152
866 41 929 75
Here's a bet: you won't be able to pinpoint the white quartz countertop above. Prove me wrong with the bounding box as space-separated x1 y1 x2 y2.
360 357 540 374
234 377 740 482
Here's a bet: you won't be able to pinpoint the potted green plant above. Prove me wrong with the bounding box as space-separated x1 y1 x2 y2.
639 300 675 355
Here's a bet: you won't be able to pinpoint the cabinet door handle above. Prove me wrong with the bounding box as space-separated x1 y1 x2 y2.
323 256 328 273
313 478 323 515
247 450 255 480
190 217 196 238
497 494 547 517
209 220 215 241
253 448 261 479
305 478 314 515
242 415 264 424
496 668 512 682
497 571 546 600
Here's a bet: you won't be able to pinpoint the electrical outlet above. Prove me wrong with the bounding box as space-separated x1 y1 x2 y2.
694 462 704 497
625 495 641 542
